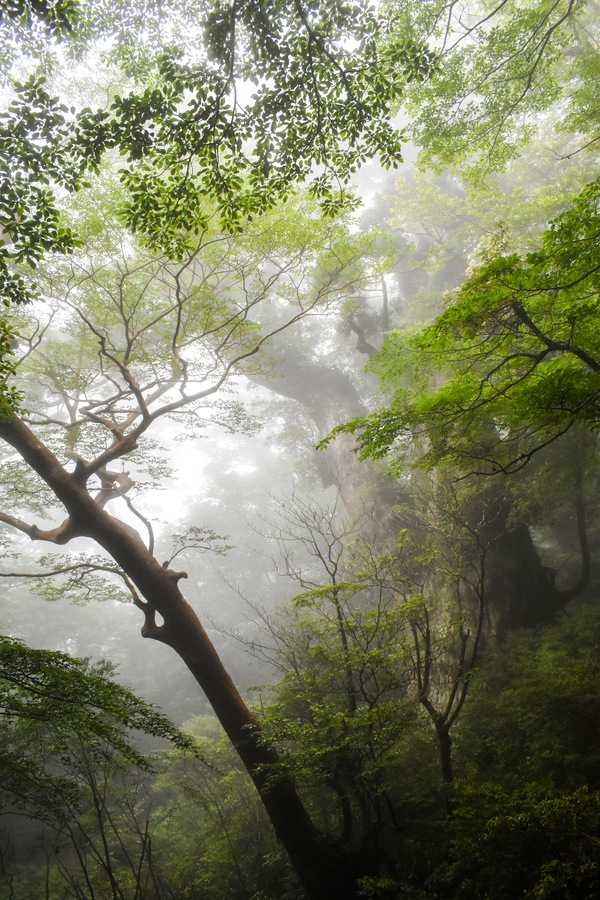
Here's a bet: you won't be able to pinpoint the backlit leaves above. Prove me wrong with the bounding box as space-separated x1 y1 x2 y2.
327 178 600 474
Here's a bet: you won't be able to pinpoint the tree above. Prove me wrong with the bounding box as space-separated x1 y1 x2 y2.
0 0 433 432
330 178 600 477
309 3 600 672
0 4 432 888
246 494 420 861
0 637 197 899
151 717 295 899
242 480 495 840
383 0 597 181
0 158 394 896
428 603 600 899
0 635 192 823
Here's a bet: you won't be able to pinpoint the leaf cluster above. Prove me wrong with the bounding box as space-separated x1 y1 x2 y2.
0 0 80 79
384 0 593 181
0 636 197 822
0 0 78 34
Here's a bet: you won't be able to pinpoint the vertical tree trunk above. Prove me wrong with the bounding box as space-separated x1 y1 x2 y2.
435 723 453 786
247 346 401 542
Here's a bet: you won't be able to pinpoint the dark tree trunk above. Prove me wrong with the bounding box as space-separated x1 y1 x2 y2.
435 724 453 785
485 524 559 631
481 479 590 634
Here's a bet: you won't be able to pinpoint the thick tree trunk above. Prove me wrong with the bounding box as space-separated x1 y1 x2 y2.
481 482 590 634
137 601 361 899
248 345 369 501
247 344 401 544
0 415 363 900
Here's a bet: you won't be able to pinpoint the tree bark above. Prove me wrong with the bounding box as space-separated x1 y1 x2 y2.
481 484 591 634
0 414 363 900
247 343 401 543
435 723 453 786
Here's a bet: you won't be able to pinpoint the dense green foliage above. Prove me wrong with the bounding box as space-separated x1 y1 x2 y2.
0 0 418 268
327 2 600 481
331 178 600 474
0 637 195 818
4 603 600 898
226 601 600 899
434 604 600 900
0 637 204 899
0 0 428 425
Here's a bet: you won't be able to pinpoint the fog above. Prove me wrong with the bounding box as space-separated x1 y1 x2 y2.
1 2 600 898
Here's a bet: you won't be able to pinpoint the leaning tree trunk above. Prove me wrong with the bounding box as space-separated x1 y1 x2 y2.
0 414 365 900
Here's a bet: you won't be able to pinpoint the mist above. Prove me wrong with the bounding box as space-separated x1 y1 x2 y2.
1 2 600 898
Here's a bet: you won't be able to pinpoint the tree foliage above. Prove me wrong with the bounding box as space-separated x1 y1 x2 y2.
434 603 600 900
0 636 195 821
0 0 435 423
2 1 600 896
330 177 600 475
0 43 395 894
384 0 597 180
0 0 80 73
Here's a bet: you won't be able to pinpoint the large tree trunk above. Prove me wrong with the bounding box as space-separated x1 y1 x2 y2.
0 414 364 900
479 479 591 634
248 345 369 499
248 344 401 545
